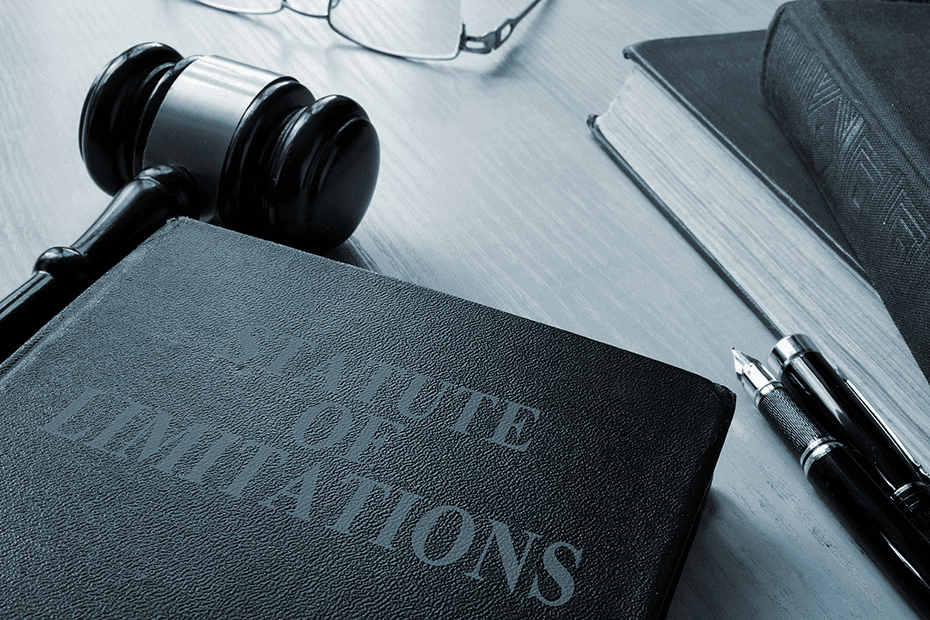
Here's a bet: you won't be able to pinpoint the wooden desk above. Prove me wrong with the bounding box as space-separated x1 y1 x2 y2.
0 1 920 617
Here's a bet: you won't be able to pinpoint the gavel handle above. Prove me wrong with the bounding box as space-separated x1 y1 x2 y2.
0 166 200 363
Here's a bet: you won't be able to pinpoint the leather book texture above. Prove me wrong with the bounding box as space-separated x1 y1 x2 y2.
623 30 864 279
762 0 930 384
0 218 735 619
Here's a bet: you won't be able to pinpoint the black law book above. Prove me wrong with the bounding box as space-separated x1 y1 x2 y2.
761 0 930 385
0 218 734 619
597 30 863 278
588 29 930 494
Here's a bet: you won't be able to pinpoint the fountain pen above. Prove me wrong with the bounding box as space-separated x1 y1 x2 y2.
733 349 930 617
770 334 930 536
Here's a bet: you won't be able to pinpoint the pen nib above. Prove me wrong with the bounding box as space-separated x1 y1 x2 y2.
732 348 752 377
732 348 778 396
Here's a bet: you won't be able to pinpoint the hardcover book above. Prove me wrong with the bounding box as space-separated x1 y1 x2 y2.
761 0 930 384
0 218 735 619
601 30 863 277
588 29 930 492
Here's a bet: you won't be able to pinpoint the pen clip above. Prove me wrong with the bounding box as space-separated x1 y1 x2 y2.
841 373 930 485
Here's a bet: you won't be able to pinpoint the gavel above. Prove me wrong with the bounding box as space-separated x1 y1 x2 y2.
0 42 379 362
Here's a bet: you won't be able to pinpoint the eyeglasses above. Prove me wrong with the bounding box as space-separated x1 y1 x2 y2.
193 0 546 61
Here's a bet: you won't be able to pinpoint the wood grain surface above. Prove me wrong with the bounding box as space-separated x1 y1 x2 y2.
0 1 920 617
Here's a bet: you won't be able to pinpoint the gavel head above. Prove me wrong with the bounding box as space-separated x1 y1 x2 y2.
79 42 379 253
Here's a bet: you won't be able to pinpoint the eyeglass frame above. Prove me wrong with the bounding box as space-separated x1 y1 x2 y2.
196 0 547 60
436 0 545 56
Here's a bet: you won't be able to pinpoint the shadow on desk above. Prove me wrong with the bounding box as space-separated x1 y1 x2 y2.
323 237 380 272
671 490 820 618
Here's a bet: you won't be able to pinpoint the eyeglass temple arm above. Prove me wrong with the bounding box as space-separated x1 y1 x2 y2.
460 0 545 54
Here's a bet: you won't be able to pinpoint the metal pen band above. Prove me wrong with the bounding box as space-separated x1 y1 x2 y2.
769 333 814 376
894 481 930 499
754 381 778 408
801 436 841 476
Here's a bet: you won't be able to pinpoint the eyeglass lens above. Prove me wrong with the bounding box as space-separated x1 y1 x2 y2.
284 0 327 18
195 0 465 60
328 0 463 60
200 0 282 14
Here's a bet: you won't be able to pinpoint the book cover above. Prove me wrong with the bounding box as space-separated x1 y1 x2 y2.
617 30 864 278
586 30 874 336
761 0 930 384
0 218 735 619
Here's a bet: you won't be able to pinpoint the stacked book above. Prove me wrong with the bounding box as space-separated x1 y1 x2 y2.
590 0 930 491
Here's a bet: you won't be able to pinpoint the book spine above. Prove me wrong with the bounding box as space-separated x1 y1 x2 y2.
761 5 930 382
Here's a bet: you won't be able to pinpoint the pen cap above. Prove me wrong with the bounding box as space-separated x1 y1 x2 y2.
769 334 899 474
769 334 930 535
768 333 816 378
